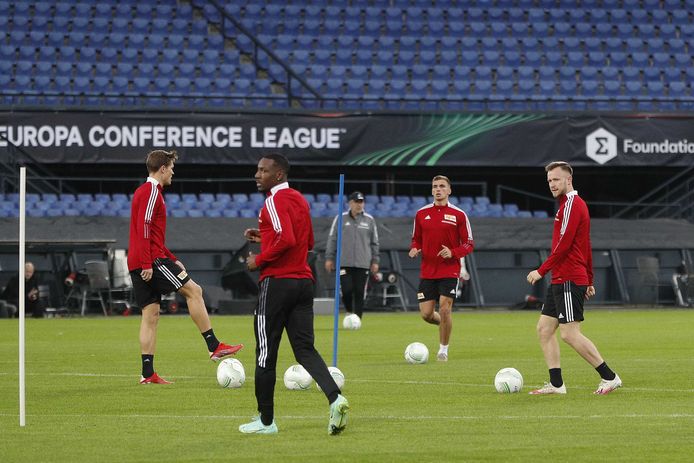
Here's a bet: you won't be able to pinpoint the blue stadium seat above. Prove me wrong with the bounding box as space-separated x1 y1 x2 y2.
668 82 687 98
232 193 249 204
204 210 222 218
239 209 257 218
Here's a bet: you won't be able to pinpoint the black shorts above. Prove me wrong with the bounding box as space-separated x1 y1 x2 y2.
130 258 191 308
541 281 586 323
417 278 459 302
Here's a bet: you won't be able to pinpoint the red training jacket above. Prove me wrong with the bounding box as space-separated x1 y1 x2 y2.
255 182 314 281
538 190 594 285
411 202 474 279
127 177 177 271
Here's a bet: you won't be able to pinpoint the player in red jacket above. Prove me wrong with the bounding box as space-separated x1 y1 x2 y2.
128 150 242 385
409 175 474 362
239 154 348 435
527 161 621 395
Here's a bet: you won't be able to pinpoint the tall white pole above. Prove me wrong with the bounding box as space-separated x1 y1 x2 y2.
18 167 26 427
331 174 345 367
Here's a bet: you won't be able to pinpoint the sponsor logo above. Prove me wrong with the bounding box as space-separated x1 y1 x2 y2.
586 128 618 164
177 271 188 280
587 127 694 165
424 215 431 220
558 313 564 319
624 138 694 154
449 289 456 294
444 214 457 222
417 292 425 300
340 269 347 276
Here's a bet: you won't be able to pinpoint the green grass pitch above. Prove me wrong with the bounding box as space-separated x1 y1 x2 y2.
1 309 693 462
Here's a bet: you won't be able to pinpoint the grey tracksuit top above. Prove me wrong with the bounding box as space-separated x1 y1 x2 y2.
325 211 380 269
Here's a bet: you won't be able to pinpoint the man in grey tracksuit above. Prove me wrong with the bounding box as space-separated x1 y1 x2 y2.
325 191 380 320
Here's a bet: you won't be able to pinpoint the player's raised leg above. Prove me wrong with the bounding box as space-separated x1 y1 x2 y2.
177 279 243 361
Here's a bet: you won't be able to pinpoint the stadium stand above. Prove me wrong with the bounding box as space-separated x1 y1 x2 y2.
0 0 692 110
0 191 533 219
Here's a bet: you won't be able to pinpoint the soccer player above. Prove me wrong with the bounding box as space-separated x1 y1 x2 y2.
526 161 622 395
239 153 348 435
128 149 243 385
409 175 474 361
325 190 380 320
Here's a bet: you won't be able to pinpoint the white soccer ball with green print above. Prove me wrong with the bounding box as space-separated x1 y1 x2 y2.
316 366 345 391
342 313 362 330
216 358 245 388
494 367 523 393
283 364 313 390
404 342 429 364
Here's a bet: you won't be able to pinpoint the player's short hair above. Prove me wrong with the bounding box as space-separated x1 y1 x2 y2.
432 175 451 186
262 153 290 176
146 150 178 173
545 161 573 175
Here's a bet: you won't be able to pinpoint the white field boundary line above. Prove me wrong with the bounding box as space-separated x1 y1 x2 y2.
1 413 694 421
0 371 693 393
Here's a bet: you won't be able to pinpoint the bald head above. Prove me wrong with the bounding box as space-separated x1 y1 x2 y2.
25 262 34 280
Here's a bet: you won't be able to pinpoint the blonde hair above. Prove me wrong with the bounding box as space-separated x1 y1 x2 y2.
545 161 573 175
432 175 451 186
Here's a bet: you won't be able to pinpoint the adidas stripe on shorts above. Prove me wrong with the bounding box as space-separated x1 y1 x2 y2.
541 281 587 323
130 258 191 308
417 278 459 302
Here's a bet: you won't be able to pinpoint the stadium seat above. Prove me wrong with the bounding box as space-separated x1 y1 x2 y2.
0 1 688 112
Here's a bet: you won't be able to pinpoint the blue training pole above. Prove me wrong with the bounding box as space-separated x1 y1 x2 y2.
331 174 345 367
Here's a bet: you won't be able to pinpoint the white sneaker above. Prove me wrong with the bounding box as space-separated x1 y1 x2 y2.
436 352 448 362
594 374 622 395
529 382 567 395
328 394 349 435
239 416 278 434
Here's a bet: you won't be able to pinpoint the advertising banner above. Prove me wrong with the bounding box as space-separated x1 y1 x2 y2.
1 111 693 166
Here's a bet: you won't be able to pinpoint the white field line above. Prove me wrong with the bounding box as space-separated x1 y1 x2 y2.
1 412 694 421
0 371 693 393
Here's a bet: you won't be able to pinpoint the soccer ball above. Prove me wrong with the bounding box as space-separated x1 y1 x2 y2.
283 364 313 390
494 367 523 393
342 313 362 330
316 366 346 391
216 358 245 388
404 342 429 364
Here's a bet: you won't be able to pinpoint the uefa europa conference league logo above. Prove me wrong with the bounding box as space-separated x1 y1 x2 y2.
586 127 694 165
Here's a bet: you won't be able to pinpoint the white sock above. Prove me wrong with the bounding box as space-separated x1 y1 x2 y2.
439 344 448 355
